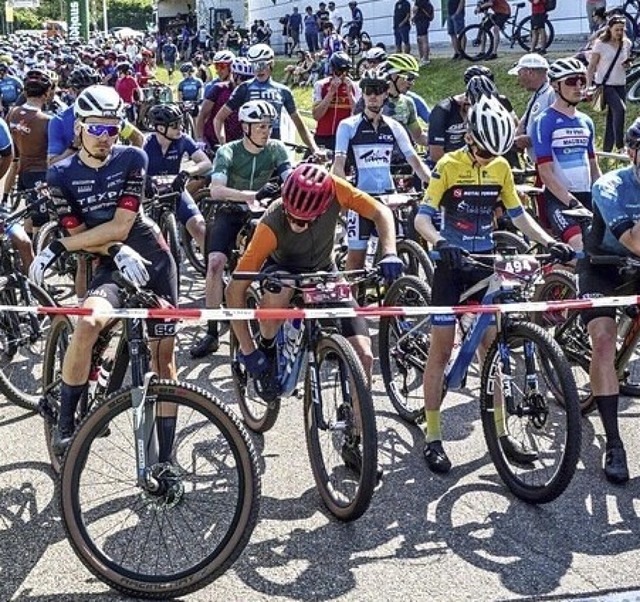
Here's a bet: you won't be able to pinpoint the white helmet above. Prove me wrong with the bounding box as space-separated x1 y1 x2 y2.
74 85 124 120
364 47 387 62
467 96 515 157
212 49 235 63
231 57 254 78
247 43 274 63
548 57 586 82
239 100 277 123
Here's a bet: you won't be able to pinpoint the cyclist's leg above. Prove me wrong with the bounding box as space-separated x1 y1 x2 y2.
345 211 374 271
178 190 206 251
342 312 373 385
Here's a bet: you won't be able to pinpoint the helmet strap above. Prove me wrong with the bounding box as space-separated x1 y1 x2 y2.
557 82 580 107
78 127 111 164
244 124 266 149
389 75 401 97
155 124 181 142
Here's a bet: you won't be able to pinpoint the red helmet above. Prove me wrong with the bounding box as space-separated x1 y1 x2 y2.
282 164 335 221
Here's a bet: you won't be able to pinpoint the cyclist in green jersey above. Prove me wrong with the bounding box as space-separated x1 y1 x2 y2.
190 100 293 358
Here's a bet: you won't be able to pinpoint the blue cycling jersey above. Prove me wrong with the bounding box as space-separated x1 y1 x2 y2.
0 76 24 105
226 77 297 140
48 146 163 257
334 112 416 194
587 166 640 257
144 134 198 176
407 90 430 123
178 76 203 101
47 105 76 156
0 117 11 151
203 76 221 98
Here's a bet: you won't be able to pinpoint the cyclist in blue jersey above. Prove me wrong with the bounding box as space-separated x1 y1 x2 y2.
414 96 574 474
576 119 640 485
143 103 211 254
213 44 321 155
29 85 178 458
177 62 204 103
533 57 601 250
0 64 24 116
332 67 430 271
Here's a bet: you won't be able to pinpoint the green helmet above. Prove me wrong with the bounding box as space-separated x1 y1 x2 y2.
385 53 420 77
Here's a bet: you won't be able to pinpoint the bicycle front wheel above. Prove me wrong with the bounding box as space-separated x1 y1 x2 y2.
480 322 581 504
59 380 261 599
378 275 432 424
458 24 494 61
0 279 56 411
161 213 182 283
304 333 378 521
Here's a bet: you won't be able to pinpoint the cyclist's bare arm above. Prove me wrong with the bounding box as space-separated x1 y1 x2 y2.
407 153 431 184
429 144 445 164
415 212 442 245
537 163 580 205
209 177 260 206
60 208 137 253
331 154 347 178
195 98 214 140
213 104 232 145
186 149 212 176
290 111 321 155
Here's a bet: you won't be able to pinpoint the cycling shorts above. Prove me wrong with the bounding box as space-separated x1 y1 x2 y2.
431 262 493 326
262 259 368 339
177 190 202 226
205 205 247 258
86 250 179 338
543 190 592 243
18 171 48 227
346 210 376 251
577 257 638 325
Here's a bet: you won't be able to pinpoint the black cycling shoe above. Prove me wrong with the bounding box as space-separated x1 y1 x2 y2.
341 443 384 483
604 444 629 484
52 424 74 455
253 367 280 403
500 435 538 464
190 333 219 358
423 440 451 474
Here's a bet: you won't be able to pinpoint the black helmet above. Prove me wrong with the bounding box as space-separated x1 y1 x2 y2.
463 64 494 84
466 75 498 105
24 68 52 96
329 51 351 73
68 66 100 89
180 62 195 73
626 118 640 149
148 103 183 127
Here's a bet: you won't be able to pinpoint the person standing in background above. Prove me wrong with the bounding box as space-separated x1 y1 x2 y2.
394 0 413 54
328 2 344 33
529 0 548 54
304 6 320 52
316 2 331 48
587 15 632 152
447 0 466 60
289 7 303 55
413 0 434 66
586 0 607 33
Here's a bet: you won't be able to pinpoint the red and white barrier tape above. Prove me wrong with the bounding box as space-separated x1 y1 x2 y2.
0 293 639 321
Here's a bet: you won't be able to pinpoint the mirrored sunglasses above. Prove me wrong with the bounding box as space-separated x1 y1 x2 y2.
81 123 121 137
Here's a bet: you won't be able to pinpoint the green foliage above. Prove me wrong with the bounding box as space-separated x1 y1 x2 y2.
97 0 153 31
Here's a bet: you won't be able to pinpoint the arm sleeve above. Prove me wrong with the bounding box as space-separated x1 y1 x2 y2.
593 174 633 240
0 119 11 151
226 82 247 111
334 119 353 156
47 115 69 155
119 148 148 212
210 144 232 183
234 222 278 272
532 112 552 164
273 142 293 180
428 103 447 146
47 166 84 230
387 117 417 160
282 87 297 115
333 175 379 220
183 135 198 156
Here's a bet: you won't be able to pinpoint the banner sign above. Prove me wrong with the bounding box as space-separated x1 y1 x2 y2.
67 0 90 41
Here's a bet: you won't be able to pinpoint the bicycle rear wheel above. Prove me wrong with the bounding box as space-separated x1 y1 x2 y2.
480 322 581 504
59 380 260 599
304 333 378 521
458 24 494 62
229 286 281 432
0 279 55 411
378 276 431 424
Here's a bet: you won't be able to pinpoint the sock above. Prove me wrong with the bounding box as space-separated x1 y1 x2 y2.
58 382 88 433
206 320 218 338
259 335 276 349
494 401 506 438
596 395 622 449
157 416 177 463
423 409 442 443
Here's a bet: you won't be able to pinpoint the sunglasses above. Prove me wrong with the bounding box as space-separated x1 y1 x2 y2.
398 74 416 82
81 123 121 137
285 211 314 228
362 86 387 96
561 75 587 87
253 61 272 72
214 62 231 69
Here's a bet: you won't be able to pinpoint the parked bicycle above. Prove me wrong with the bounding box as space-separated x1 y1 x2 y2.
230 268 379 521
458 1 554 61
378 251 581 503
40 270 261 598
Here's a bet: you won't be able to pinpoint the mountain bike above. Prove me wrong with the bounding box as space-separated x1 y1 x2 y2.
0 205 56 411
230 268 379 521
378 251 581 504
458 1 554 61
40 271 261 598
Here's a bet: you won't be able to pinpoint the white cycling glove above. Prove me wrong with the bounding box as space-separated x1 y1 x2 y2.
29 240 66 286
109 244 151 287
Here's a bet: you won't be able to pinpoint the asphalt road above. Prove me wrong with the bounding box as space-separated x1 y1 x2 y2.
3 266 640 602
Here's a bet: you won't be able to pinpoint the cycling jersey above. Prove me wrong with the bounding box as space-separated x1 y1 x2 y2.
203 81 241 146
211 139 291 191
334 112 416 194
178 76 204 101
225 78 297 140
0 75 24 105
533 107 596 194
144 134 198 176
236 175 378 273
48 146 164 257
0 118 11 152
585 166 640 257
7 104 49 174
417 147 524 253
313 77 359 137
428 96 466 153
407 90 431 123
520 81 555 162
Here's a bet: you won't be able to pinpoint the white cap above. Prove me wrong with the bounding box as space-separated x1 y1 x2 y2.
508 53 550 75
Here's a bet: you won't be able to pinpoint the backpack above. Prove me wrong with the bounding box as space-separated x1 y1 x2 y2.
544 0 556 11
